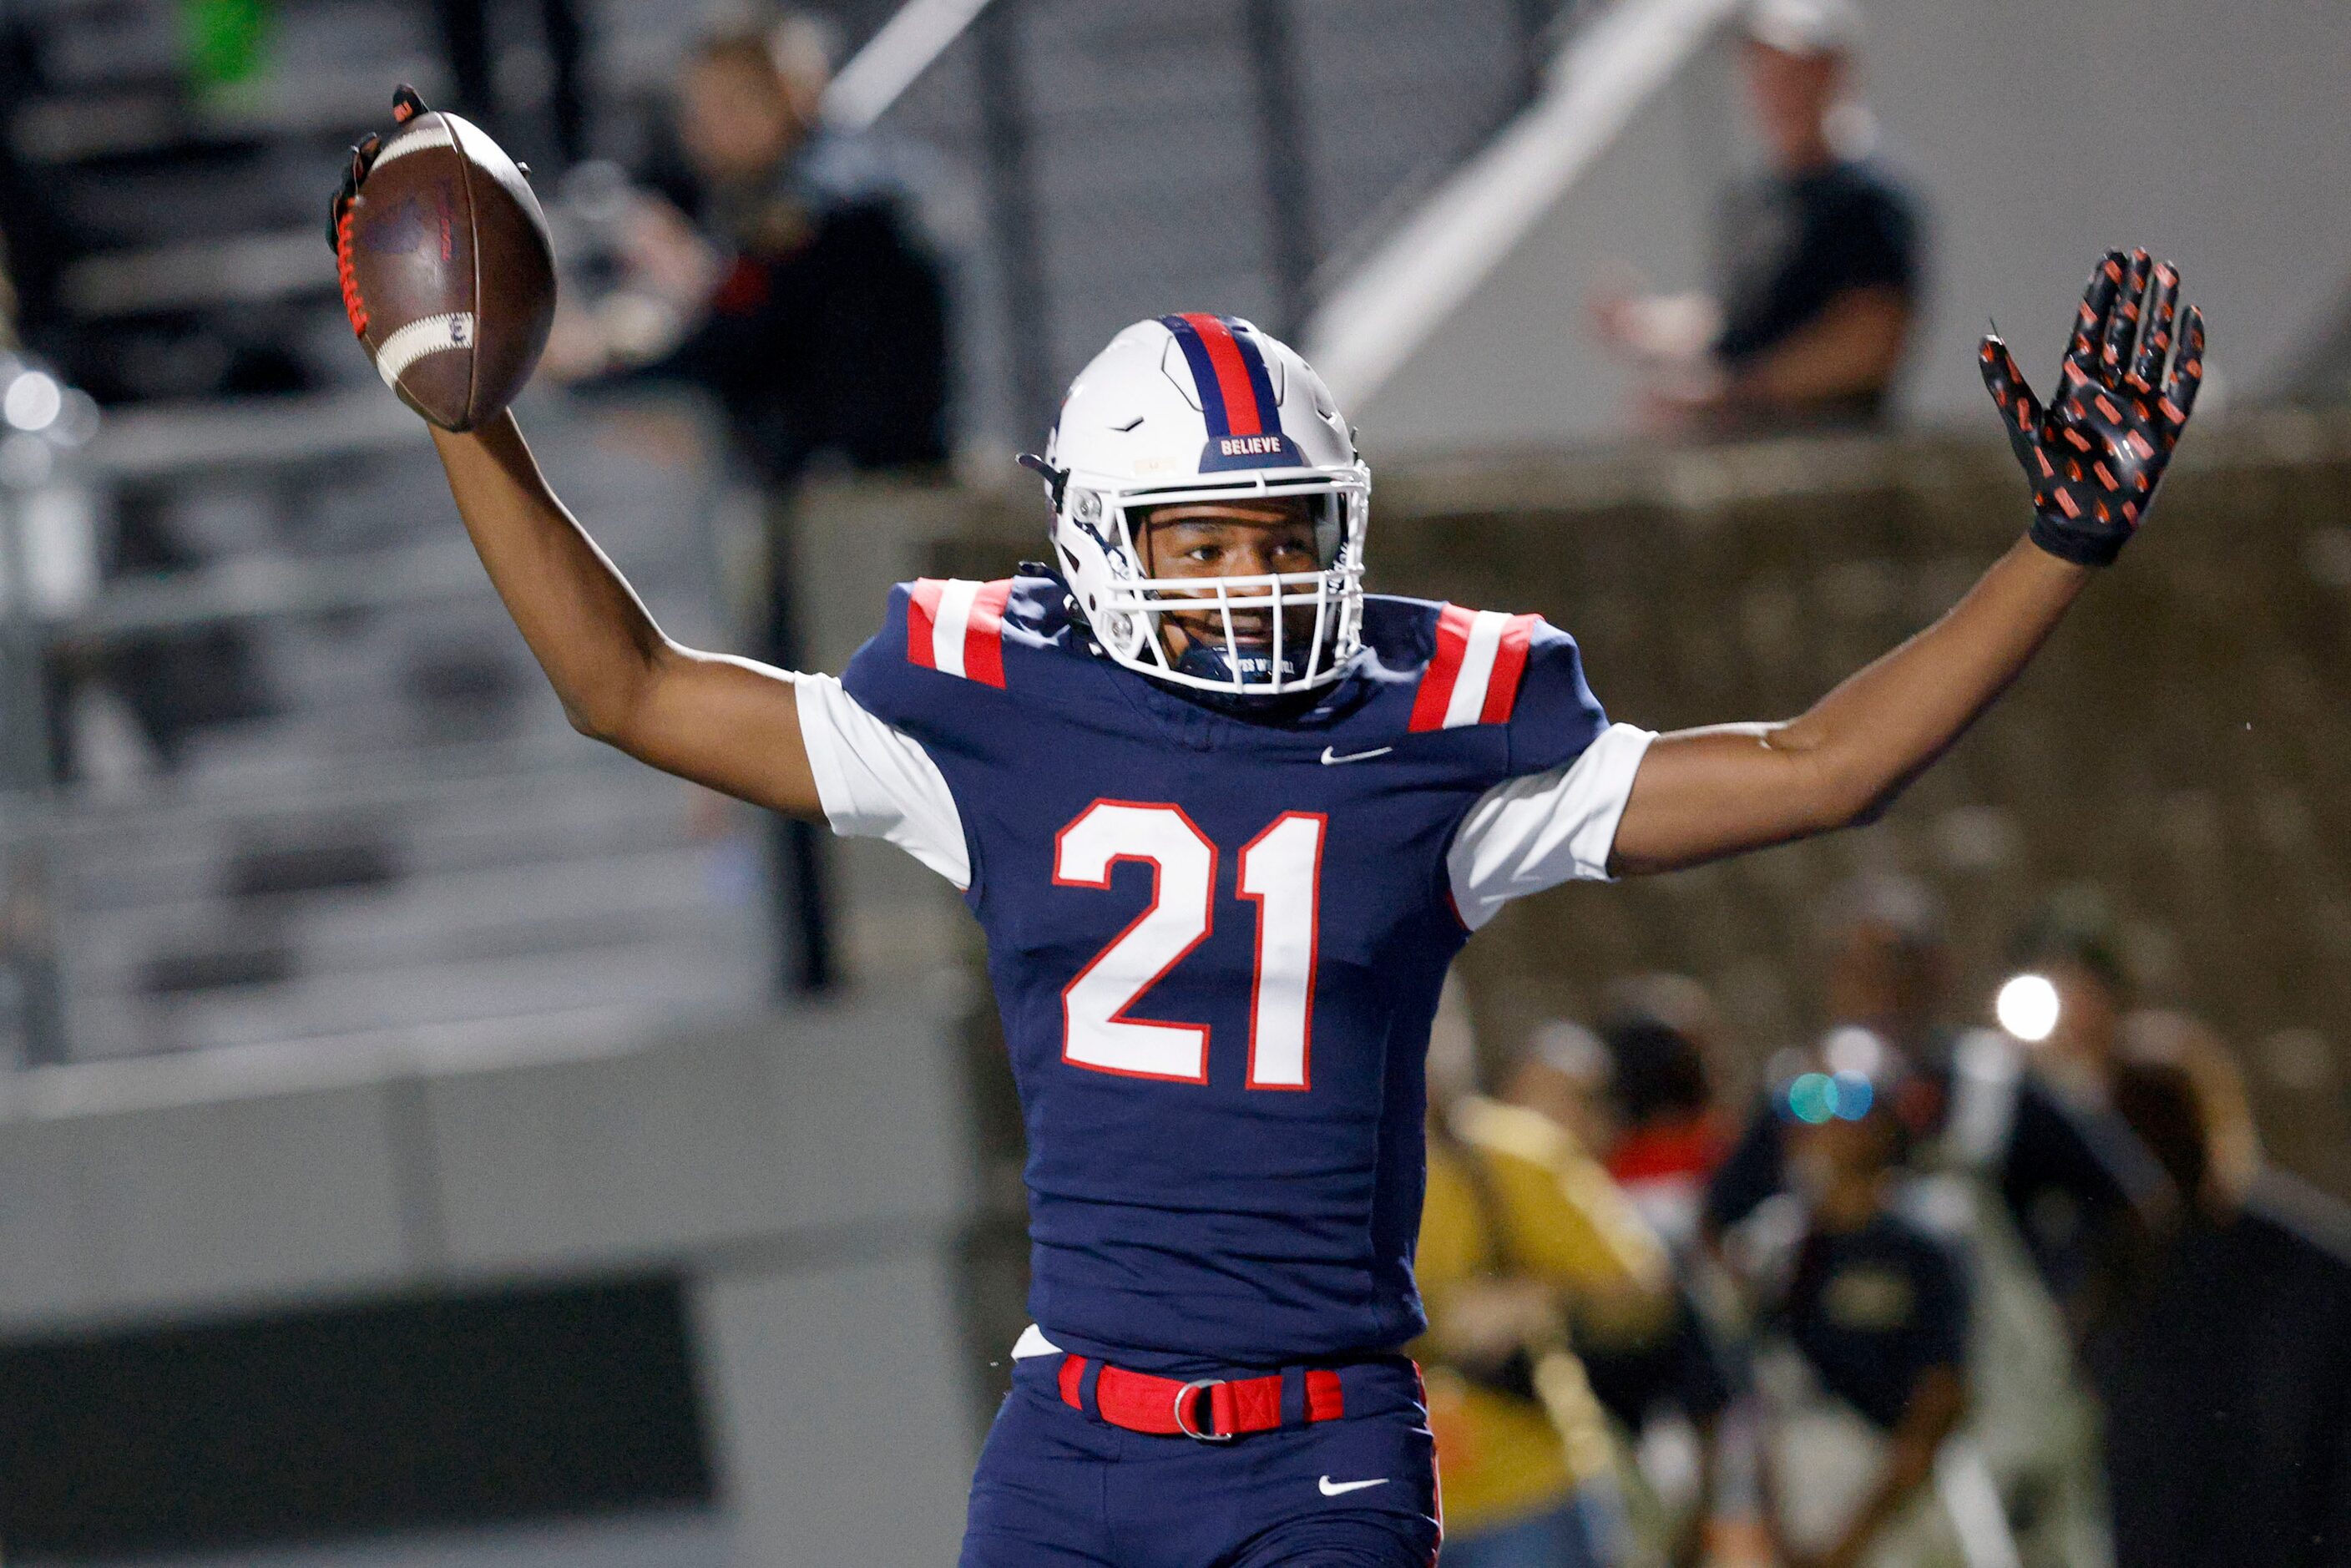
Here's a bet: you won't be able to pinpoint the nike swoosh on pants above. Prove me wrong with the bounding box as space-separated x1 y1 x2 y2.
1317 1476 1389 1497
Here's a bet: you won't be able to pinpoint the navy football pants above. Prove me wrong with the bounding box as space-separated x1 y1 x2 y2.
959 1357 1443 1567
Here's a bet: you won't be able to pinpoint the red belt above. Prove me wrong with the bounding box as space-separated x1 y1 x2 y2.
1057 1353 1346 1442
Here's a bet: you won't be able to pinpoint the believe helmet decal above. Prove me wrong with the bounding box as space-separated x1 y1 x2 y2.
1160 313 1309 472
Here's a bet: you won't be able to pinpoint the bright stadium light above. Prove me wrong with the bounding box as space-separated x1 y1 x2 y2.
1996 973 2060 1043
4 370 62 432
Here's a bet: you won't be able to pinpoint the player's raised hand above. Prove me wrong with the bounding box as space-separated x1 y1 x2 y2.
1979 248 2206 566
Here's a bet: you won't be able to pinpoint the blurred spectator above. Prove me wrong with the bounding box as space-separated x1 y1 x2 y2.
1986 886 2181 1335
2008 886 2132 1107
1597 990 1735 1247
429 0 590 169
2091 1013 2351 1568
549 17 951 995
1419 991 1674 1567
1729 1032 1985 1568
1592 0 1923 433
1509 1001 1737 1568
1506 1017 1618 1159
552 18 949 487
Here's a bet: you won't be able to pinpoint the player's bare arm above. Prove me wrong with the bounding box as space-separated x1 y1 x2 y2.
430 415 824 819
1611 248 2204 875
330 88 822 821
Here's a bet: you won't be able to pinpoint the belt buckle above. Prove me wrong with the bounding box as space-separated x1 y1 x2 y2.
1173 1378 1233 1443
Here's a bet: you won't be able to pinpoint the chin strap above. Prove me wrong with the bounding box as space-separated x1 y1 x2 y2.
1017 453 1069 511
1168 640 1309 694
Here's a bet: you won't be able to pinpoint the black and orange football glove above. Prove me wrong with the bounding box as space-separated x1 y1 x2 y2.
326 85 432 337
1979 247 2205 567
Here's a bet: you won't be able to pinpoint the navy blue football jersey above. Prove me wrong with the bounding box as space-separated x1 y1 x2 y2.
814 571 1649 1373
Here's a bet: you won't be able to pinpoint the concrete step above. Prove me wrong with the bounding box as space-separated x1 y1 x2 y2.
55 763 707 911
59 842 758 989
62 933 766 1060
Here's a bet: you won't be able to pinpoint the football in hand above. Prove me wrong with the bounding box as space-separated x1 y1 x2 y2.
332 87 556 431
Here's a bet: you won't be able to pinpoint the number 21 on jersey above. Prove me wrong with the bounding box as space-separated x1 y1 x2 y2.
1052 801 1324 1090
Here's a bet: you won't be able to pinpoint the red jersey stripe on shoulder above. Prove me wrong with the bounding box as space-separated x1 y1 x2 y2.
1478 614 1539 725
1408 604 1476 733
1442 610 1509 728
963 579 1014 689
908 577 1012 685
907 579 946 670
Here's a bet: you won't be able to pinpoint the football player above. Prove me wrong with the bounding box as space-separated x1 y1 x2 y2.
402 244 2198 1564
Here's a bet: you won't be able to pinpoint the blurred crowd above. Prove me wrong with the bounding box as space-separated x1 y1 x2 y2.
1413 873 2351 1568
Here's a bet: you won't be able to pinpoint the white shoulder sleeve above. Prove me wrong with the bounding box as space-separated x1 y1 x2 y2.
1447 723 1656 931
791 674 970 890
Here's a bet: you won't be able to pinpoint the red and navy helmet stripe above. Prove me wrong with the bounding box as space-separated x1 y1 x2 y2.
1161 313 1278 439
1160 313 1304 469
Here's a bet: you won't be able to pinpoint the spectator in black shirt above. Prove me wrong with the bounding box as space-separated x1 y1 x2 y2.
1734 1032 1973 1568
550 20 950 488
2008 884 2132 1107
1594 0 1924 432
2094 1011 2351 1568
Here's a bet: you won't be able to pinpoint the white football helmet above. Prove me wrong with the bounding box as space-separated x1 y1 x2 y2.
1024 314 1370 697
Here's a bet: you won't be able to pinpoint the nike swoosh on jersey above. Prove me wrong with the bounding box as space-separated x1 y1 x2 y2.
1319 745 1394 766
1317 1476 1390 1496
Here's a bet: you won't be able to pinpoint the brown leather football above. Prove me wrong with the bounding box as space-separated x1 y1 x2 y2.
335 91 554 431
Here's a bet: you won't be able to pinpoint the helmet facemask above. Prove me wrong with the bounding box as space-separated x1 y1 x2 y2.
1058 474 1368 698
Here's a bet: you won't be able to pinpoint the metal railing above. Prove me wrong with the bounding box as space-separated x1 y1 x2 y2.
0 379 726 1070
1 357 104 1065
1304 0 1740 407
960 0 1585 438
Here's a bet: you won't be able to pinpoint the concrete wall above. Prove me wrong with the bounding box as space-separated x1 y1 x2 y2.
1352 0 2351 449
0 999 978 1568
